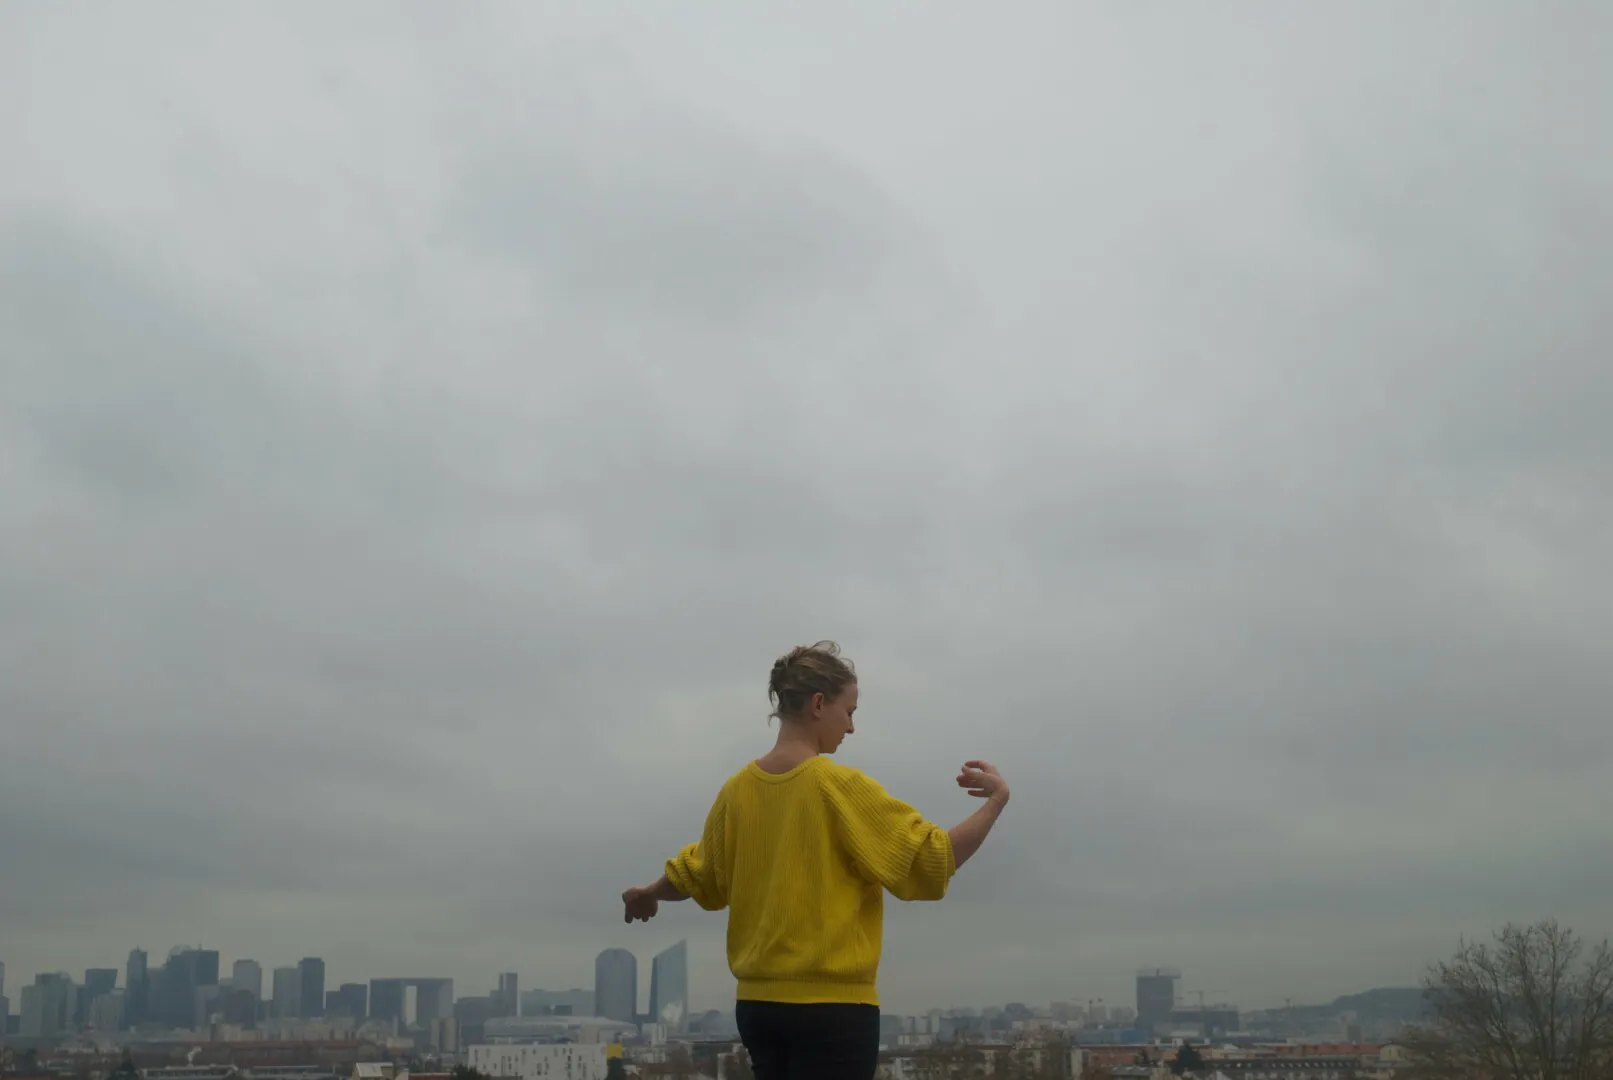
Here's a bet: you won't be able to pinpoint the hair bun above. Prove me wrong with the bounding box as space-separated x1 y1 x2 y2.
769 654 792 692
766 641 855 721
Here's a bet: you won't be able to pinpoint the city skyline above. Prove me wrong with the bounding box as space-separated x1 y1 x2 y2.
0 937 1428 1025
0 941 713 1032
3 0 1610 1020
0 948 1422 1042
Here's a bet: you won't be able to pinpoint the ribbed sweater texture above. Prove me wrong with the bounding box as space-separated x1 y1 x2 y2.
663 756 955 1006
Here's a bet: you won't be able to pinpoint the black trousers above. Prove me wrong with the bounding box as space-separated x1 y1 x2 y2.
735 1000 881 1080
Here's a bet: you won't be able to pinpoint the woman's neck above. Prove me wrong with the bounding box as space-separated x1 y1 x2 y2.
755 722 819 771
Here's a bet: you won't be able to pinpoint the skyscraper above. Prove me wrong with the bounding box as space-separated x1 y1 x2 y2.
0 959 8 1031
327 983 368 1019
594 949 637 1024
496 973 520 1018
299 958 326 1019
232 960 263 1001
193 950 221 986
81 969 118 1025
649 941 688 1029
155 948 219 1030
126 949 149 1029
272 967 301 1020
89 991 125 1032
216 987 257 1027
26 973 73 1037
1135 967 1180 1034
369 979 403 1025
369 978 454 1029
19 984 43 1037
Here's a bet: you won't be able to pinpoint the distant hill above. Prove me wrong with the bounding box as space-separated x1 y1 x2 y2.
1251 987 1430 1027
1326 987 1429 1022
1327 987 1428 1020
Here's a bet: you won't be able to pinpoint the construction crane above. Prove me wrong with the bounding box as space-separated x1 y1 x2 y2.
1184 988 1230 1038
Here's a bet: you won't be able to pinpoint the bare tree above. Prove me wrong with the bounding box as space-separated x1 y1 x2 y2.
666 1045 697 1079
721 1046 756 1080
1038 1037 1073 1080
1404 919 1613 1080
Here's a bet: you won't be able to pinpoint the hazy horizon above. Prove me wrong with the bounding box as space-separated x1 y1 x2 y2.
2 2 1609 1017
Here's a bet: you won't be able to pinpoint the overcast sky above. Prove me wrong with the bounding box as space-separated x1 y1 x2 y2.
2 2 1610 1017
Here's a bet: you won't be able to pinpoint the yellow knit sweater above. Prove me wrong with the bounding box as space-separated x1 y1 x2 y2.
663 756 955 1006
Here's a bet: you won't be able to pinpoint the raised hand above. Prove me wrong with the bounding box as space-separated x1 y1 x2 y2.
956 760 1010 806
622 884 660 924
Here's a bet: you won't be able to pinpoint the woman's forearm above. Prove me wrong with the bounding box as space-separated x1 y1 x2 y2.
948 796 1008 871
649 874 688 901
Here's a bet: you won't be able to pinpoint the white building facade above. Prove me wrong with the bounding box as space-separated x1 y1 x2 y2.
468 1043 610 1080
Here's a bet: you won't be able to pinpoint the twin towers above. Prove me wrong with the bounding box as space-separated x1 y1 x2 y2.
594 940 687 1029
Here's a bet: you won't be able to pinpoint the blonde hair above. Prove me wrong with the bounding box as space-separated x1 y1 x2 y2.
768 640 857 720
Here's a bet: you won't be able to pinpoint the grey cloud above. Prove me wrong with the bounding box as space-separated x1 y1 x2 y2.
445 82 900 323
0 218 297 504
2 1 1611 1014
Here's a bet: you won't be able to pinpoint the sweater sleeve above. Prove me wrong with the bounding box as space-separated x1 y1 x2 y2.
824 765 955 902
664 788 729 911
